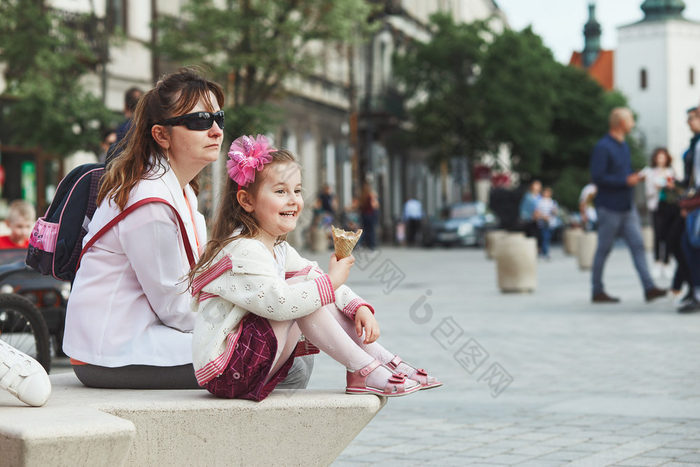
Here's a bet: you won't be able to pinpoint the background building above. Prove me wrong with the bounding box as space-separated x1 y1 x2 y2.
615 0 700 173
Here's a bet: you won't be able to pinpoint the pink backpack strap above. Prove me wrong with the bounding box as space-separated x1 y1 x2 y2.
77 197 196 272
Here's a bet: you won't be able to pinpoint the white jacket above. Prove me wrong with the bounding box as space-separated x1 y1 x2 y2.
191 237 372 385
63 163 206 367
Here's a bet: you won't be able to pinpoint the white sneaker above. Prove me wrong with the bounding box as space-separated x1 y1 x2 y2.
0 339 51 406
663 264 674 280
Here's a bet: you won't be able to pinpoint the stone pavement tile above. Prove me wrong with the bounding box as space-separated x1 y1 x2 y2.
514 461 566 467
485 439 533 451
567 441 663 467
340 450 420 464
470 421 518 430
617 426 666 437
483 453 536 464
421 456 489 466
567 442 627 453
660 463 700 467
513 431 559 442
637 421 682 431
613 456 667 466
340 444 382 457
638 433 686 445
373 442 431 455
590 434 641 444
543 425 594 435
436 441 484 452
468 432 514 443
490 426 536 437
675 452 700 463
399 448 456 462
540 436 590 447
658 426 700 436
534 449 593 462
665 439 700 449
331 460 371 467
641 447 695 458
461 445 513 458
508 444 560 457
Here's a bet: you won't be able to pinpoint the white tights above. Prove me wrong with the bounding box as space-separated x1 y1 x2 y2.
266 304 397 389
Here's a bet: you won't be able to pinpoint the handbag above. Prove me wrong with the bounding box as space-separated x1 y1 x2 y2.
679 171 700 211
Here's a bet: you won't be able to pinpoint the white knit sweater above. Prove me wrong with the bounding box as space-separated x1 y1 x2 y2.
191 237 372 385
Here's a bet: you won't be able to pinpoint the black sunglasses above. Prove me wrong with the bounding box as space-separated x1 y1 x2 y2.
157 110 224 131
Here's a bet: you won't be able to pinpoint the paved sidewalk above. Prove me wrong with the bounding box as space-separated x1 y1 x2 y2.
303 244 700 466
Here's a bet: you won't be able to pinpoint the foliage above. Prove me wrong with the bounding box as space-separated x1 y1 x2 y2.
0 0 114 156
392 13 490 172
153 0 375 139
478 27 558 176
393 13 634 210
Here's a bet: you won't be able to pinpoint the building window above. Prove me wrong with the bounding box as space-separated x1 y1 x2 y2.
691 68 696 86
107 0 127 34
640 68 647 90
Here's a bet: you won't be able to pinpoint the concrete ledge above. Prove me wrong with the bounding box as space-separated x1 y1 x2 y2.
0 373 386 467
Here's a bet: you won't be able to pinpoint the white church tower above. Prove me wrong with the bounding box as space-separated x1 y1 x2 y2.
615 0 700 175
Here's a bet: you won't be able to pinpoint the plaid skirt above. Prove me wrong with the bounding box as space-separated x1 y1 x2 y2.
205 314 295 401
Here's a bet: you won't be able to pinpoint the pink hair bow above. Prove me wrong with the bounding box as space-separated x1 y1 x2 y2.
226 134 275 187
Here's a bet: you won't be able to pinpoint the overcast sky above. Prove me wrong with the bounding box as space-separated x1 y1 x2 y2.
495 0 700 63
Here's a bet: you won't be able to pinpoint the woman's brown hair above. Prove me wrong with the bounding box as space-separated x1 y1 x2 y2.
187 149 299 287
98 68 224 209
650 147 672 168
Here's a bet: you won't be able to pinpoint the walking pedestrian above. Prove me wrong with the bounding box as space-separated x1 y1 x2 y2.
360 182 380 250
677 106 700 312
402 197 423 246
590 107 666 303
641 147 676 279
535 186 558 259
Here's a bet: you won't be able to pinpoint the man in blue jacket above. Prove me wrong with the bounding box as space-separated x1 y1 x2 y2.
590 107 666 303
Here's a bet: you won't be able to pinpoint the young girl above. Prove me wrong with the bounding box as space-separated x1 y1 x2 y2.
189 135 441 401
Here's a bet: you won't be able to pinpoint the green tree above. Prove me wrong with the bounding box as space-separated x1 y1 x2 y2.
478 27 559 176
0 0 114 156
153 0 375 138
545 67 629 208
393 13 490 193
394 15 635 209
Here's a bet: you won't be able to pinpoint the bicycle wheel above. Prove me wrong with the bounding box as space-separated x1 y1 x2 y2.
0 294 51 373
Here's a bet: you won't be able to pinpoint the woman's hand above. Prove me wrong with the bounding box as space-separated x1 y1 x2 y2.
328 254 354 289
355 306 379 344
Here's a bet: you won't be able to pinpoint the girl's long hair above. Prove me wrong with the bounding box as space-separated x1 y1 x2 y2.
187 149 299 287
98 68 224 210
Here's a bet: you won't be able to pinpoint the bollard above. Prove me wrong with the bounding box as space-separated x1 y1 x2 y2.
311 227 329 252
495 233 537 293
485 229 507 259
563 227 583 256
577 231 597 270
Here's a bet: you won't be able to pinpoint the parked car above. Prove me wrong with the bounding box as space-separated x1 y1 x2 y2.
423 201 498 247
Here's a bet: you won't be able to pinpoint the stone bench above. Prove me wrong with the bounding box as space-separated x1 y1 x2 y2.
0 373 386 467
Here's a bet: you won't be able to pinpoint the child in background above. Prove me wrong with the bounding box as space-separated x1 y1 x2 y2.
535 187 558 259
189 135 441 401
0 200 35 249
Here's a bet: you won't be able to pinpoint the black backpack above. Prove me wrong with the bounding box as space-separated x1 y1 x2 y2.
26 163 105 282
26 163 195 282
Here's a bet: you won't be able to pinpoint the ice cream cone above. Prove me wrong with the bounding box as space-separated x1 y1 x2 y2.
331 226 363 259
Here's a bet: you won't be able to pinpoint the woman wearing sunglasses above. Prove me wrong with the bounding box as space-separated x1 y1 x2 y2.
62 68 225 388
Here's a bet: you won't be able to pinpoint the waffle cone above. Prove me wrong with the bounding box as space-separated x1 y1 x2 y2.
331 226 363 259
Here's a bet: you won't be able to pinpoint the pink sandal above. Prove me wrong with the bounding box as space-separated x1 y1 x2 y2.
386 355 443 390
346 360 421 397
